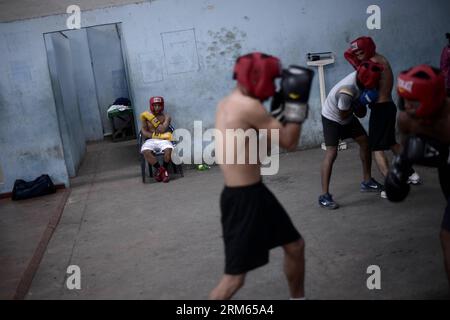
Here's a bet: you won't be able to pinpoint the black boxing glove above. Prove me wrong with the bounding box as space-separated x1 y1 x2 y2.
385 155 411 202
403 135 449 168
279 66 314 124
270 90 284 122
352 100 367 118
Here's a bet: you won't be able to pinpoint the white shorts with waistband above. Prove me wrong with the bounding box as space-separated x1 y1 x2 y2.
141 139 174 153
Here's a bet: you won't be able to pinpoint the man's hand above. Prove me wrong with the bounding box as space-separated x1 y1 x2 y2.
279 66 314 124
353 101 367 118
385 155 411 202
359 89 379 109
403 135 449 168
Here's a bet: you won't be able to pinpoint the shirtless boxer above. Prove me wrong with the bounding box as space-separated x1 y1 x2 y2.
345 36 421 192
319 61 384 209
385 65 450 285
140 96 172 183
209 52 313 300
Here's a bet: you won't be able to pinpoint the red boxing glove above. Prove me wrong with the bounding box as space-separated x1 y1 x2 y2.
344 48 360 69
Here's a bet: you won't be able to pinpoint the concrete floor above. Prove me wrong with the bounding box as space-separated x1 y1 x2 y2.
0 189 68 299
22 140 450 299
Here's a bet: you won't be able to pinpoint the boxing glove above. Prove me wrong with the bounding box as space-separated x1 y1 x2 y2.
359 89 379 109
352 100 367 118
140 111 161 128
385 155 411 202
270 90 284 122
152 132 173 141
279 65 314 124
403 135 449 168
344 48 360 69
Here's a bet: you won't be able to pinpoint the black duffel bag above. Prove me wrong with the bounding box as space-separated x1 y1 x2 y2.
12 174 56 201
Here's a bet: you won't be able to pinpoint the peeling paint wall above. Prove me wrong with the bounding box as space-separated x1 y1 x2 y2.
0 0 449 192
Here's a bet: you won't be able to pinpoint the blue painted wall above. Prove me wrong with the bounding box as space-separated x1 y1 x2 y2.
0 0 449 192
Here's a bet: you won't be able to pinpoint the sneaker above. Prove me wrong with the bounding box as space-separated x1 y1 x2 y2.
407 172 421 185
318 193 339 210
161 167 170 183
154 167 164 182
380 190 387 199
360 178 383 192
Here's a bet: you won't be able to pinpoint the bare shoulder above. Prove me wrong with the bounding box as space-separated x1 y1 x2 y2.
373 54 392 69
218 90 265 117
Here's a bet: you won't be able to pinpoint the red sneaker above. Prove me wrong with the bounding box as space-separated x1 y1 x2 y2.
161 167 170 183
154 167 164 182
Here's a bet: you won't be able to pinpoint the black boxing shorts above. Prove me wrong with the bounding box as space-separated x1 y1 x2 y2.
322 115 367 147
443 199 450 232
439 164 450 231
369 102 398 151
220 181 302 275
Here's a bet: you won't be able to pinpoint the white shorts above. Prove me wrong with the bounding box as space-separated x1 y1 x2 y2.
141 139 174 153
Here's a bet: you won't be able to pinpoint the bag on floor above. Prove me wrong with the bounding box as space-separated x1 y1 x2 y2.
11 174 56 201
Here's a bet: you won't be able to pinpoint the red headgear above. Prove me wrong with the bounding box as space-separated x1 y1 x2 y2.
233 52 282 101
150 96 164 114
397 65 446 118
350 36 376 60
357 60 384 89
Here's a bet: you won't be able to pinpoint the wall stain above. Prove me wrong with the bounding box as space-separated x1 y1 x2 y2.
205 27 247 66
16 145 64 161
344 31 351 43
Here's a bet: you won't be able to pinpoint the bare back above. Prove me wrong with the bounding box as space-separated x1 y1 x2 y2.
371 53 394 103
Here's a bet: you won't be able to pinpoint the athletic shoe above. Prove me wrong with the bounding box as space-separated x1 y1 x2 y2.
154 167 164 182
318 193 339 210
161 167 170 183
380 190 387 199
407 172 421 185
360 178 383 192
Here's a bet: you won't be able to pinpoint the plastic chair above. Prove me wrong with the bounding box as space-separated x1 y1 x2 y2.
138 125 183 183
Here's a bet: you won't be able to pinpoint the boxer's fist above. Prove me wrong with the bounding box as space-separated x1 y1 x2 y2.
280 66 314 124
403 135 449 168
270 90 284 122
352 101 367 118
359 89 379 109
385 156 411 202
